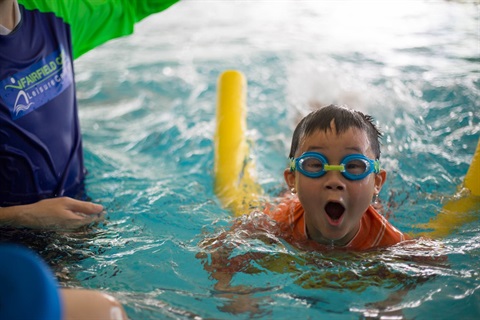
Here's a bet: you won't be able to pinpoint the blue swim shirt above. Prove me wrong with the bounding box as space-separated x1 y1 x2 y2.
0 0 178 206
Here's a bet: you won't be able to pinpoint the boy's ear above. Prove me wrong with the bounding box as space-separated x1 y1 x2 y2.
374 170 387 194
284 168 296 190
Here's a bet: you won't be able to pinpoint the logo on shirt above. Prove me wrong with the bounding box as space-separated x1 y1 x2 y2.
0 48 73 120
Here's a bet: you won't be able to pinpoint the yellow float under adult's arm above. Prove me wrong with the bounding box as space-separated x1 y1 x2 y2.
421 138 480 238
214 70 262 216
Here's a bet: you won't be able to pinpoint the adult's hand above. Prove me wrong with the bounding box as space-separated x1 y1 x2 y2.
0 197 105 230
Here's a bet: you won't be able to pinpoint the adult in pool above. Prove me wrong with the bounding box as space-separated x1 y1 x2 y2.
1 0 178 317
0 0 179 229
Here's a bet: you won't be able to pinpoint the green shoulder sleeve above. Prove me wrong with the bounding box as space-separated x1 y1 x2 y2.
18 0 179 59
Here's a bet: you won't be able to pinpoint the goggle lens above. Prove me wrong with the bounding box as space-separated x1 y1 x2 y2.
344 158 369 175
298 157 326 173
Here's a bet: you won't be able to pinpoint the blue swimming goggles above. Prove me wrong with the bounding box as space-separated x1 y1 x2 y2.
290 152 380 181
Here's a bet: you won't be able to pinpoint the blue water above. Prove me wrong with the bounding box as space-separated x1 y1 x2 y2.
11 1 480 319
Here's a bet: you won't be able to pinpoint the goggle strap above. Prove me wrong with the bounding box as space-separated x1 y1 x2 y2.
289 158 295 172
374 159 380 173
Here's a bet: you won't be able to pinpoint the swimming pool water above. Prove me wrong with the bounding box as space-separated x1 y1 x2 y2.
6 1 480 319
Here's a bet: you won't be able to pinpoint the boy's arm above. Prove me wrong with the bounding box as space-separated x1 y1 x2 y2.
18 0 179 59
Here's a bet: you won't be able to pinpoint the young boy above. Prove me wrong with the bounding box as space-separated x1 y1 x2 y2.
198 105 410 303
266 104 410 250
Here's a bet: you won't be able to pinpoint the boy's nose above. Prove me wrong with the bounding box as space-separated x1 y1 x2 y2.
323 171 346 190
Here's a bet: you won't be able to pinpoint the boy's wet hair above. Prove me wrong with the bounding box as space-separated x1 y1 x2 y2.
289 104 382 159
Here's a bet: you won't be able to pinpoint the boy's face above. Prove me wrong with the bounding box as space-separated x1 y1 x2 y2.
284 121 386 246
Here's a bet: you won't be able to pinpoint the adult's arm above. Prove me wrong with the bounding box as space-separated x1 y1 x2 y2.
62 288 128 320
18 0 180 59
0 197 104 230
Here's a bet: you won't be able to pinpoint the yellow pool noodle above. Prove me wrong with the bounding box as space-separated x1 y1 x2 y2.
464 139 480 196
214 70 262 216
420 139 480 238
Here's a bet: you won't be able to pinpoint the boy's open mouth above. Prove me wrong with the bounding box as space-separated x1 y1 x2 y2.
325 202 345 222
